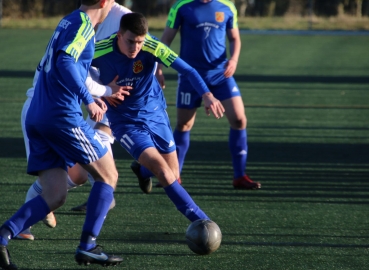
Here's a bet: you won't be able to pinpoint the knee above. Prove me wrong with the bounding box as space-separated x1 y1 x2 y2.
230 115 247 130
68 165 88 186
154 167 174 183
106 170 119 189
70 172 88 186
44 192 67 211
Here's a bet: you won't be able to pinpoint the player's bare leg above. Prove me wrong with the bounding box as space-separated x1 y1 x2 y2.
137 147 208 222
15 164 88 240
138 147 178 187
71 122 116 211
153 108 197 188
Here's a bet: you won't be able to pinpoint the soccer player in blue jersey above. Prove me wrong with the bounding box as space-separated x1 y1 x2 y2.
15 2 133 241
92 13 224 224
0 0 124 269
156 0 261 190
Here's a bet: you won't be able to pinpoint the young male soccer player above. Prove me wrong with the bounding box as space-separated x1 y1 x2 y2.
92 13 225 222
156 0 261 189
16 2 133 241
0 1 123 269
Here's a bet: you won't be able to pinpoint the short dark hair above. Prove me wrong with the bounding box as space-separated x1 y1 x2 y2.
80 0 100 6
119 13 148 36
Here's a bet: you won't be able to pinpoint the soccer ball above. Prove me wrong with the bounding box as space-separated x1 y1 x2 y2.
185 219 222 255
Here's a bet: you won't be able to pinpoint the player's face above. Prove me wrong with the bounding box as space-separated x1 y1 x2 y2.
98 0 115 24
117 30 146 59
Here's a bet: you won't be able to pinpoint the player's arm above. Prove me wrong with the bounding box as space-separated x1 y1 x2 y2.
156 27 179 89
56 52 104 122
56 51 94 105
224 1 241 78
144 34 224 118
224 27 241 78
85 67 132 100
171 58 224 119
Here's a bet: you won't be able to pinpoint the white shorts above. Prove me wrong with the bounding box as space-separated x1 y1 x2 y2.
21 97 32 159
22 97 114 160
85 114 110 129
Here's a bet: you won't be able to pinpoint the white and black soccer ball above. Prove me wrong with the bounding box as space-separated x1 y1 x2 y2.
185 219 222 255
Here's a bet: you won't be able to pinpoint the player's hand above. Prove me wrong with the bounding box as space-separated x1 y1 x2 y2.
103 96 121 107
224 59 237 78
86 101 105 122
108 75 132 101
202 92 225 119
94 97 107 112
155 66 166 89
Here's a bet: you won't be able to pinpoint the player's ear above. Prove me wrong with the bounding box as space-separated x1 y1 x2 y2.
99 0 107 8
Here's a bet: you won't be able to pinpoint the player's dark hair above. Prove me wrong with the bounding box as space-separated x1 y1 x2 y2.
80 0 101 6
119 13 148 36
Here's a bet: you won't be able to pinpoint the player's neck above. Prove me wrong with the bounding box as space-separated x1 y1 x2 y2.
79 6 102 28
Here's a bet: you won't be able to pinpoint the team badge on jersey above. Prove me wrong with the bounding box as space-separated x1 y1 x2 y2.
215 12 224 22
133 60 144 73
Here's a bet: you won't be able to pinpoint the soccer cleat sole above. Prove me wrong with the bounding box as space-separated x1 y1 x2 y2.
75 254 123 267
76 259 122 267
14 233 34 241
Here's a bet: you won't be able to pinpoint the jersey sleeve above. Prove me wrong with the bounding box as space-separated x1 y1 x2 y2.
142 34 178 67
92 34 117 85
85 67 112 97
165 1 186 29
225 1 238 29
61 12 95 62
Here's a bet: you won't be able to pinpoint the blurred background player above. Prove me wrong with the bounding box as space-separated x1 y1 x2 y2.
0 0 126 269
16 2 132 241
92 13 224 223
156 0 261 190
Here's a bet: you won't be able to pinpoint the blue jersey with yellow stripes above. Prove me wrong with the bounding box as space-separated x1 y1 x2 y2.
166 0 237 70
92 34 178 126
27 10 95 127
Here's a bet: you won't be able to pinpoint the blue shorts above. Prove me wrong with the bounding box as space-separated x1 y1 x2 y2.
176 69 241 109
112 110 176 160
26 121 108 176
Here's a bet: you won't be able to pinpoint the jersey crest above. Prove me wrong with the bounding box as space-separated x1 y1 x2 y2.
133 60 144 73
215 12 224 22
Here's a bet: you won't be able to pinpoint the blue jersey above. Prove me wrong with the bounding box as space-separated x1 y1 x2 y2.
166 0 237 71
27 10 95 127
92 34 178 129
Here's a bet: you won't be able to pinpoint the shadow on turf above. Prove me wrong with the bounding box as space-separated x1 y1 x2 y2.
1 136 368 165
1 138 368 204
1 69 369 84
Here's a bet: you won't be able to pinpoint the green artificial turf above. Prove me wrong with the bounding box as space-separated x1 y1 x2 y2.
0 29 368 269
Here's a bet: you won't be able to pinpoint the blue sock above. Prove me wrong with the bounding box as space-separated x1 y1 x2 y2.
0 227 12 246
229 128 247 178
140 164 154 179
164 181 209 222
173 130 190 173
80 181 114 250
0 195 50 245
